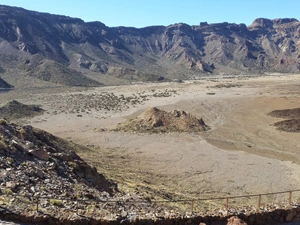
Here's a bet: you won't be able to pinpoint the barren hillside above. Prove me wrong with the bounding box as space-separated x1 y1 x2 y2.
0 118 115 197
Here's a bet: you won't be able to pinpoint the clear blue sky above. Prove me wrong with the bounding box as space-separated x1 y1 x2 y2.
1 0 299 28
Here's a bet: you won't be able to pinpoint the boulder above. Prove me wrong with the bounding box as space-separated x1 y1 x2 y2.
227 216 248 225
29 148 49 161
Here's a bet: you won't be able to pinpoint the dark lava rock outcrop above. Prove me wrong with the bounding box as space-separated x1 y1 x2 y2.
269 107 300 132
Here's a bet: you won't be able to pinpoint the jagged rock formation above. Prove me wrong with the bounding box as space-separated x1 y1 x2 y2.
0 100 44 120
0 5 300 87
0 119 116 199
269 107 300 132
114 107 209 133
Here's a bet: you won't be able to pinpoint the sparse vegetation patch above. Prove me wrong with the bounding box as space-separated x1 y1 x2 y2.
33 89 179 118
209 83 242 88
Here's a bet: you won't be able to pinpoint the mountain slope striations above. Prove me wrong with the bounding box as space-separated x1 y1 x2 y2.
0 5 300 86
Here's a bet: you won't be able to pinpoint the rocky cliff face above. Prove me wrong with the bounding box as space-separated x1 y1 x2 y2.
0 5 299 86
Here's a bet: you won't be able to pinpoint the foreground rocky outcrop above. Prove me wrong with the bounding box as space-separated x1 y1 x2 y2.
0 5 300 86
0 119 170 222
113 107 209 133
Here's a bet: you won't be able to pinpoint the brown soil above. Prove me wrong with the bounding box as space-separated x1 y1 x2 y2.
113 107 209 133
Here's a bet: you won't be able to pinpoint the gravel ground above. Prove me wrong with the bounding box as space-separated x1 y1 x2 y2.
0 220 32 225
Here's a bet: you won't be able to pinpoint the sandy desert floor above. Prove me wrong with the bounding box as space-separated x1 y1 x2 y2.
1 74 300 205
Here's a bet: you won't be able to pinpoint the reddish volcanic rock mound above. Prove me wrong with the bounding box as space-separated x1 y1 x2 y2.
114 107 209 133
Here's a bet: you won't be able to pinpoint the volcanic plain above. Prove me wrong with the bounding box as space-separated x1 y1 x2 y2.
1 74 300 207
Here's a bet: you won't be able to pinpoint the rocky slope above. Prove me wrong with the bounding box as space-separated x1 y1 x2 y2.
0 5 300 87
0 118 177 222
0 118 116 200
0 100 44 120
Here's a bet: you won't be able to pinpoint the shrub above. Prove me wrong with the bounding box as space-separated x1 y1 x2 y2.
3 188 13 195
50 199 64 207
0 119 7 125
7 157 14 164
68 161 78 170
19 128 26 135
18 128 26 140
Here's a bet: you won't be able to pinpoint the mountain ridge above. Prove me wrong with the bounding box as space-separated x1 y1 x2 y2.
0 4 300 86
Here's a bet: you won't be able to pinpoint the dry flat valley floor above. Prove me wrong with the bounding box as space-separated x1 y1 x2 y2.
1 74 300 207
